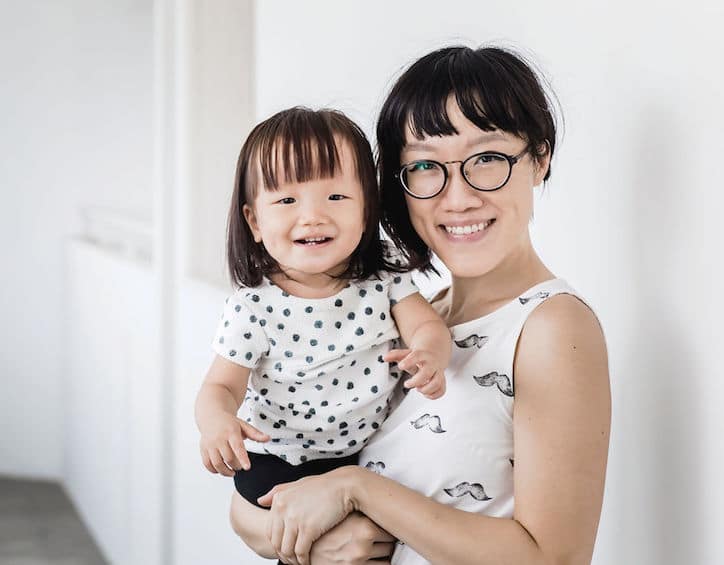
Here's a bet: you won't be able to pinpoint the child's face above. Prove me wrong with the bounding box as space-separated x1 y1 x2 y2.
243 141 366 283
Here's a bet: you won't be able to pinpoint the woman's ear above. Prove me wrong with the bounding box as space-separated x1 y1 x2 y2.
242 203 263 243
533 140 552 186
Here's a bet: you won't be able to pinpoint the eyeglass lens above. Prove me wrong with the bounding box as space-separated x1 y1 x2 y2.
401 153 510 197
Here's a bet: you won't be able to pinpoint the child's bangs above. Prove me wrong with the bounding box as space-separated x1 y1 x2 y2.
255 120 342 190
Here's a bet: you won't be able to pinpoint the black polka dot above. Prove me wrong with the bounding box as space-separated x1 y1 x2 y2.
359 289 367 297
327 439 335 444
355 327 364 336
390 299 397 306
287 402 294 409
266 305 273 313
365 307 373 315
224 320 229 327
259 413 267 420
332 378 339 386
351 360 357 366
281 291 289 297
364 368 371 375
234 305 241 312
334 321 342 329
346 345 354 352
372 422 379 429
218 337 224 344
334 299 343 307
340 430 349 436
358 423 366 429
352 397 359 402
380 312 387 320
314 320 323 328
321 400 329 407
277 323 285 330
348 440 357 447
328 344 335 351
297 371 305 377
293 334 300 342
243 332 252 339
306 356 314 363
328 415 336 423
249 315 257 323
375 284 383 292
288 386 296 392
259 319 266 327
347 312 355 320
245 352 253 361
305 306 313 313
393 276 401 284
310 339 318 346
339 422 348 429
274 362 282 371
314 384 323 390
229 350 237 357
284 351 293 358
347 382 354 389
296 433 304 439
315 427 323 432
376 406 383 413
270 338 276 346
300 455 308 462
251 294 260 302
371 385 379 393
302 400 310 405
283 308 291 317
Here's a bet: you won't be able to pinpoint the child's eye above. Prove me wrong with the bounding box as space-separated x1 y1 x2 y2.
276 197 296 205
328 194 347 201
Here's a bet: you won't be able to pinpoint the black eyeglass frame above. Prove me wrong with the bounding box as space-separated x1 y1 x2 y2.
395 148 529 200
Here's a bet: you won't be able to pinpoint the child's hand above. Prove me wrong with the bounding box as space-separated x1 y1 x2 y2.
199 412 269 476
384 347 447 399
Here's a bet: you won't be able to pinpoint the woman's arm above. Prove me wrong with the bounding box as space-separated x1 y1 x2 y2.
261 294 610 565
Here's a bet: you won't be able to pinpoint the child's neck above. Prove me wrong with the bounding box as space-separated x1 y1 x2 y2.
269 270 348 299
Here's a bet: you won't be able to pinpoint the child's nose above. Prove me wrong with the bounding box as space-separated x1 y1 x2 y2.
299 203 328 225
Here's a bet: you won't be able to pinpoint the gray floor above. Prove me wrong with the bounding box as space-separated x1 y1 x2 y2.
0 478 107 565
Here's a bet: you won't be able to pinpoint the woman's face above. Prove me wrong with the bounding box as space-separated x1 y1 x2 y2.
400 101 549 279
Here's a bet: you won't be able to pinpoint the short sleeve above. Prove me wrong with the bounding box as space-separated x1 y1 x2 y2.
387 272 419 306
212 294 268 368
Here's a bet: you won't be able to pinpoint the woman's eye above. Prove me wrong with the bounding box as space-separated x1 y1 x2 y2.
474 154 503 165
329 194 347 201
409 161 436 172
276 197 296 205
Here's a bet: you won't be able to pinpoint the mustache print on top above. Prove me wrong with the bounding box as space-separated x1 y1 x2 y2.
444 481 491 501
473 371 514 397
410 413 446 433
519 291 550 305
364 461 386 474
454 334 489 349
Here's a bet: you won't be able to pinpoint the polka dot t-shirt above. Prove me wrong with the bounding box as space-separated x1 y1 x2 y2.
212 272 418 465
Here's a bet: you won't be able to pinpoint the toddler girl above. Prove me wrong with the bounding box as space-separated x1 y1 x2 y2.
194 107 451 509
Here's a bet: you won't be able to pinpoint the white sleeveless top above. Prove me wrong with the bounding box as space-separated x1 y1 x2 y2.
360 278 585 565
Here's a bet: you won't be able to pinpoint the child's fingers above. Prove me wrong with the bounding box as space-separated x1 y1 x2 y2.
404 365 435 389
229 437 251 471
383 348 411 363
418 371 444 397
200 447 217 474
220 444 242 471
239 420 270 443
397 350 424 373
209 449 235 477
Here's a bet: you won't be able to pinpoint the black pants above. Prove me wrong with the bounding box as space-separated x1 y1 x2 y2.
235 452 360 565
234 451 360 508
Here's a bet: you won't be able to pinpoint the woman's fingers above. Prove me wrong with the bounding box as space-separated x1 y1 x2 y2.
294 529 314 565
279 522 301 565
369 541 396 558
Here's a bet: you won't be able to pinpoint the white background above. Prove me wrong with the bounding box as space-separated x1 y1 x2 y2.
2 1 723 563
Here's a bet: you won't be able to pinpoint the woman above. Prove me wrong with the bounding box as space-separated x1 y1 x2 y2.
232 45 610 565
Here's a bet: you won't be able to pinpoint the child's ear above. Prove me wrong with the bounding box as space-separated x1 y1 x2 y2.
242 204 263 243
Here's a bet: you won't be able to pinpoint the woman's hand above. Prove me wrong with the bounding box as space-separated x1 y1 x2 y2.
310 512 395 565
257 467 357 565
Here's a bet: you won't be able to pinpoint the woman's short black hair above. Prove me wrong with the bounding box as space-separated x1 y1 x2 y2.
228 106 396 288
377 45 560 272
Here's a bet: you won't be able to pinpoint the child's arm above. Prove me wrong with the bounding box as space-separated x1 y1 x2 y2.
229 492 278 559
387 293 452 399
194 355 269 475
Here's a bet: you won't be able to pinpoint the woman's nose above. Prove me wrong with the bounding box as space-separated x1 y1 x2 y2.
441 168 484 211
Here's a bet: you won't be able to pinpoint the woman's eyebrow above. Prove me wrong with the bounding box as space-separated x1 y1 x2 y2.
403 131 508 153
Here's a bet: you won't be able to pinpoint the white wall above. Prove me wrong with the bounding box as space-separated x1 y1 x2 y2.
0 0 153 479
254 1 724 563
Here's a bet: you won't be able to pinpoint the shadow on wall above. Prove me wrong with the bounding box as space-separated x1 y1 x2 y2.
627 100 705 565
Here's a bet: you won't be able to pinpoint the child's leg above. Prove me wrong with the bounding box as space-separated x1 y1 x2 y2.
229 491 277 560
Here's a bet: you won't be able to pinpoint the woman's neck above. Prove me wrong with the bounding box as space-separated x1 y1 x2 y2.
443 241 554 326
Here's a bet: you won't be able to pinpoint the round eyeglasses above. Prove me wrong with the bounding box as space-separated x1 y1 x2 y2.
396 148 529 199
